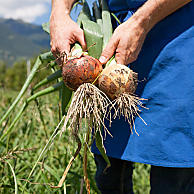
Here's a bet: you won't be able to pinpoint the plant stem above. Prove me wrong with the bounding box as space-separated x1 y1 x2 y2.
83 124 91 194
0 57 42 128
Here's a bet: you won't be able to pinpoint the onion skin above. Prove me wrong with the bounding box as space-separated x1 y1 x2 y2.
98 63 138 100
62 55 103 91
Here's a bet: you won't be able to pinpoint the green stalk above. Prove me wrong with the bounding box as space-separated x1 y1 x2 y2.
6 161 18 194
0 57 42 128
101 0 113 49
32 70 62 92
111 12 121 25
77 0 92 26
27 81 63 103
40 51 55 62
0 81 64 141
92 1 103 28
60 84 72 116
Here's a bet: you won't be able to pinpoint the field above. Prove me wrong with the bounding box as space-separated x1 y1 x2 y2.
0 88 150 193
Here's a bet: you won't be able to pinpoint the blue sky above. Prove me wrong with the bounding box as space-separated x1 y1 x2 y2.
0 0 95 25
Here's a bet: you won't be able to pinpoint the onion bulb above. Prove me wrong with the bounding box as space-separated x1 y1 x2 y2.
62 55 103 90
98 62 138 100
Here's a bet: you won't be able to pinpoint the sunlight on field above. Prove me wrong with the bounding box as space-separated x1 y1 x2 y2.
0 89 150 193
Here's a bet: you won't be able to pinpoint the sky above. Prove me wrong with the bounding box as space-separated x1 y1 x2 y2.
0 0 95 25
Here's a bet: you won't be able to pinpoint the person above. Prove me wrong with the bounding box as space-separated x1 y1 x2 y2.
50 0 194 193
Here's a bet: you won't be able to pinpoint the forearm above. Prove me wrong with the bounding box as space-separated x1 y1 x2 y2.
131 0 192 33
51 0 76 16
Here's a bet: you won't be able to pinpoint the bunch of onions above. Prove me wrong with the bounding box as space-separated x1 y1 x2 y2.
57 0 146 192
61 50 146 137
61 48 112 133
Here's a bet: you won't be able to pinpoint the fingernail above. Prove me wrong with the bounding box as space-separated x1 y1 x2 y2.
99 56 106 64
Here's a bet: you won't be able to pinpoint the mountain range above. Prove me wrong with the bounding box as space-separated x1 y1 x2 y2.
0 18 50 66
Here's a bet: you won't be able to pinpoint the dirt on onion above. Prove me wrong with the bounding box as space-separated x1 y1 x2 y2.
98 63 138 100
62 55 103 90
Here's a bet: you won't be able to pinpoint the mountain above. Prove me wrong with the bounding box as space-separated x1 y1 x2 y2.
0 18 50 66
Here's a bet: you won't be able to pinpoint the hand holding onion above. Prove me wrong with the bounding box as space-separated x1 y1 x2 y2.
60 7 148 135
99 16 147 65
50 12 87 63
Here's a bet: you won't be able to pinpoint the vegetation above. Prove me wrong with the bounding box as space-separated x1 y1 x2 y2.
0 89 150 194
0 58 51 91
0 1 151 193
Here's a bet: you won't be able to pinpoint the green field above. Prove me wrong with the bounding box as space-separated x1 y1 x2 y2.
0 89 150 194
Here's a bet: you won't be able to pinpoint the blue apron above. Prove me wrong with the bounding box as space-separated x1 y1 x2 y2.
92 0 194 167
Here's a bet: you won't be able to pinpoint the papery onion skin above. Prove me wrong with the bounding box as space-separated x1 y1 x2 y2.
98 63 138 100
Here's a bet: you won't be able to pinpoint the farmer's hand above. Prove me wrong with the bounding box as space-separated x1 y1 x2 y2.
99 17 148 65
50 13 87 62
99 0 191 65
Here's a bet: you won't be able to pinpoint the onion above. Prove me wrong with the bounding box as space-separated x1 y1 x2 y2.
98 62 138 100
62 55 103 90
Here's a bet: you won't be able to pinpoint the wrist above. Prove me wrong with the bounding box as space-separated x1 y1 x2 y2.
51 0 75 18
50 8 71 25
130 0 162 33
130 10 155 34
51 6 70 17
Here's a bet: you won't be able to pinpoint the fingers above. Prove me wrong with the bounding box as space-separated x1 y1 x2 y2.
115 48 138 65
51 29 86 62
99 36 119 64
51 41 71 66
51 43 70 57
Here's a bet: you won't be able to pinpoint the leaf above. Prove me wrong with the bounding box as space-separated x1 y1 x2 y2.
77 1 92 26
82 20 103 59
42 22 50 34
101 0 113 49
95 130 111 169
60 83 72 116
6 161 18 194
32 70 62 92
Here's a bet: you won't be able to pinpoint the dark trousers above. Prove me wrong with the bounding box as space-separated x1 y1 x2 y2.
94 154 194 194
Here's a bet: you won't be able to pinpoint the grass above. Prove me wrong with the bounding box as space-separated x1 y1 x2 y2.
0 88 150 194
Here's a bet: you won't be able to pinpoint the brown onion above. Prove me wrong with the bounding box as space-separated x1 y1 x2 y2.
62 55 103 90
98 63 138 100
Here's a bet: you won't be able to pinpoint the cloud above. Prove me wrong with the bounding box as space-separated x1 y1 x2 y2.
0 0 50 23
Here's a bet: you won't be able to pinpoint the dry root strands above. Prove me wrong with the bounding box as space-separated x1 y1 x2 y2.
110 94 147 135
61 83 112 135
56 83 112 191
98 62 147 134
